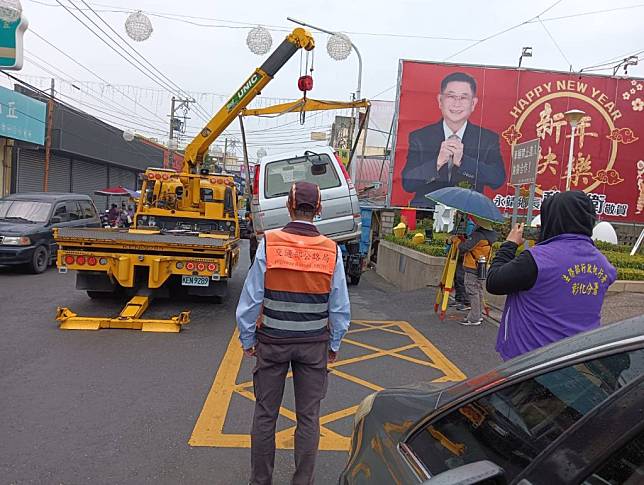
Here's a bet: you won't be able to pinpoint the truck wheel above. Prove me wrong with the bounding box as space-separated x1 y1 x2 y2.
27 245 49 274
349 274 361 285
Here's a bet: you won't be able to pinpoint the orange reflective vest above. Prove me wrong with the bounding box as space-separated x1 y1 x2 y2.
262 229 337 332
463 240 492 270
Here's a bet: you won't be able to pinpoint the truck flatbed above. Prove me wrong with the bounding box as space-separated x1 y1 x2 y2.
56 227 234 250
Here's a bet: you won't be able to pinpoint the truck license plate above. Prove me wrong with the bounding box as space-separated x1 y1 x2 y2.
182 275 210 287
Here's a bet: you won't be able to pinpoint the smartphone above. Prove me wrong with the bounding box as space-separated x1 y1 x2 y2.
523 226 540 241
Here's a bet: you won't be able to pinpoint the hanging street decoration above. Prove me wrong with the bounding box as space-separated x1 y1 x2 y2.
246 25 272 56
326 33 352 61
125 10 153 42
0 0 21 23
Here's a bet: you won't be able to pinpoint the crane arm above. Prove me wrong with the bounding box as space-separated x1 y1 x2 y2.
181 28 315 173
241 98 370 117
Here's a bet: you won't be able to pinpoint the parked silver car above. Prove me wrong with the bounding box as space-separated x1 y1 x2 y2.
250 147 361 242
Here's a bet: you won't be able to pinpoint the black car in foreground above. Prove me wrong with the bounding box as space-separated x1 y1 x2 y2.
0 192 100 273
340 316 644 484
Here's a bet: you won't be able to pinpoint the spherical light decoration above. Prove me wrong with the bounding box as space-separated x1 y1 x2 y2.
122 129 135 142
326 33 352 61
246 25 272 56
125 11 153 42
256 148 267 159
0 0 22 23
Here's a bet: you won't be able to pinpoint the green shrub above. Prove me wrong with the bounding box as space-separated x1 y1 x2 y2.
617 268 644 281
384 234 447 257
603 251 644 271
594 240 632 253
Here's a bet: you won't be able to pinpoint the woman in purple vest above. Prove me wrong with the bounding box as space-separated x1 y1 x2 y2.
487 191 617 361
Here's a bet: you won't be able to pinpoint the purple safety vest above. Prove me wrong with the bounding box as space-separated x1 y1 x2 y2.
496 234 617 361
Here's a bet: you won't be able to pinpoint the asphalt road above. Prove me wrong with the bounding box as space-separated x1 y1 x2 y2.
0 242 501 485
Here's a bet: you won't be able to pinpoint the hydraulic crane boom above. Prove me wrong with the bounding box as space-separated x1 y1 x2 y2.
182 27 315 174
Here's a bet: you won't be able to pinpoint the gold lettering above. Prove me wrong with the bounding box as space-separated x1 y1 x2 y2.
598 93 608 104
592 87 601 98
518 98 529 111
557 80 567 91
510 106 522 119
567 80 576 91
543 82 552 93
612 110 622 121
526 90 535 103
576 82 588 94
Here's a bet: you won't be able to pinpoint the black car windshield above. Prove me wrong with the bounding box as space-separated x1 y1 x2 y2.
0 200 52 223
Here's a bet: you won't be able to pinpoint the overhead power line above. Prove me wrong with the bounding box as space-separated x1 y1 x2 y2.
28 29 166 122
23 51 169 128
444 0 565 61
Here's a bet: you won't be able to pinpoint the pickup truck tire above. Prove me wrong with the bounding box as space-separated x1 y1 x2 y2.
26 245 49 274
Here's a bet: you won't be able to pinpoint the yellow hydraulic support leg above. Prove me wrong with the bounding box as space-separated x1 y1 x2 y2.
56 295 190 333
434 241 460 320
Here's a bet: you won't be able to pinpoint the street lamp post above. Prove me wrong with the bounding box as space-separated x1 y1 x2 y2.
563 109 586 191
518 47 533 68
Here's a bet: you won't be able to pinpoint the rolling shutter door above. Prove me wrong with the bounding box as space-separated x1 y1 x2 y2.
109 166 137 190
71 159 108 211
16 148 44 193
47 154 72 193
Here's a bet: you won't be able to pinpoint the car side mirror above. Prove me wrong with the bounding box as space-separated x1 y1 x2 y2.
50 216 62 225
421 461 507 485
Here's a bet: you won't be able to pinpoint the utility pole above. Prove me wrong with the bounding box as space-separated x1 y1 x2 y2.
168 96 192 169
43 78 54 192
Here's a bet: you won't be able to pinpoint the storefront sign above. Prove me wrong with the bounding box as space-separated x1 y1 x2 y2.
0 85 46 145
0 16 28 70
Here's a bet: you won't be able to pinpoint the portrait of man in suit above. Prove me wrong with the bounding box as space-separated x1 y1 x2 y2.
401 71 506 207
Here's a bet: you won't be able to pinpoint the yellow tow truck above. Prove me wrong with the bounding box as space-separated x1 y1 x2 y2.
53 27 316 332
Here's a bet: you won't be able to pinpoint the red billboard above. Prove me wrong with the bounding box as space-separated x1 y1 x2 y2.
390 60 644 222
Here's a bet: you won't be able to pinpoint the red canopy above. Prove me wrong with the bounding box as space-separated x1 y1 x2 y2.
94 186 138 197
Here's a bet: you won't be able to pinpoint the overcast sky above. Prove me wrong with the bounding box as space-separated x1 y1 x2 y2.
11 0 644 159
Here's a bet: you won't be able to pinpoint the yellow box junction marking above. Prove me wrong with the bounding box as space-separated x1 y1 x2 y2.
189 320 466 451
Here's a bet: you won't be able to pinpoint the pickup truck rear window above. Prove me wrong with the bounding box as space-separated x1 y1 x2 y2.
264 154 340 198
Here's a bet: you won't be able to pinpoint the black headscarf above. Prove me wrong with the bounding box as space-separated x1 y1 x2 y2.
539 191 596 242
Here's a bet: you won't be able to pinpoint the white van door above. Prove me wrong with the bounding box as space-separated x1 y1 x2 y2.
259 151 356 237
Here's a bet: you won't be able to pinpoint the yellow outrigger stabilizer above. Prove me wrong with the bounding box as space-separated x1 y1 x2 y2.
56 296 190 333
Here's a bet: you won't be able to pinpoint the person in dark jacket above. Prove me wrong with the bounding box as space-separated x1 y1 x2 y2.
244 212 258 266
456 217 497 325
107 203 120 226
487 191 617 361
401 72 506 207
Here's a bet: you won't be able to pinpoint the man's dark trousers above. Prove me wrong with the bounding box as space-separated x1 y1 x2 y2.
251 339 328 485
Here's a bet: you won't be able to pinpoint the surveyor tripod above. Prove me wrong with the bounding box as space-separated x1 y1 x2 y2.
434 238 490 321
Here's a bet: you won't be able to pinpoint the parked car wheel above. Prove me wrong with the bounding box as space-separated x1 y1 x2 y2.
27 245 49 274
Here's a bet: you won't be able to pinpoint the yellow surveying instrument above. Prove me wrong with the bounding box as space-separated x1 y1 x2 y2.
434 238 460 320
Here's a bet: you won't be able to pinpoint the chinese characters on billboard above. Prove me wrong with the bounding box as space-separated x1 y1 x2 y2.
390 60 644 222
